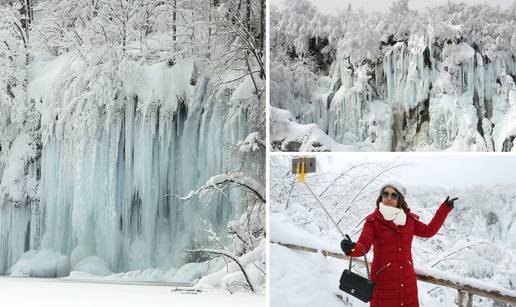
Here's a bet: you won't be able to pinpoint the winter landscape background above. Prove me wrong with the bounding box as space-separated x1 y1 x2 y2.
270 0 516 151
0 0 265 299
270 155 516 306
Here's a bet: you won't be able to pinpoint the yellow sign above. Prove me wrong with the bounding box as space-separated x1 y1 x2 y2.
296 158 306 183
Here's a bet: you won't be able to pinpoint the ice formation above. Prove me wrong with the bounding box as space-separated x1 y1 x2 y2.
0 56 264 278
270 1 516 151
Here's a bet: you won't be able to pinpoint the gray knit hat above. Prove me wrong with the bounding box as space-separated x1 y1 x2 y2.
380 181 407 199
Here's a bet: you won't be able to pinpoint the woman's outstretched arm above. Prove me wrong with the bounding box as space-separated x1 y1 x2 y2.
413 202 453 238
346 219 375 257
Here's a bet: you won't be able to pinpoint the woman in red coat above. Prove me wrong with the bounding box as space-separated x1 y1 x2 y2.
340 182 457 307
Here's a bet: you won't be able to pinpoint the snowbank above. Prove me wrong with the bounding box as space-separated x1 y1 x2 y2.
197 239 266 294
270 211 339 253
270 107 374 152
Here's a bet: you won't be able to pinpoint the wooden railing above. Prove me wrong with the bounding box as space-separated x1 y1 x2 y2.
271 241 516 306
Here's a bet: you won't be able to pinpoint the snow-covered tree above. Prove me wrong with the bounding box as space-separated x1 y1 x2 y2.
0 3 40 208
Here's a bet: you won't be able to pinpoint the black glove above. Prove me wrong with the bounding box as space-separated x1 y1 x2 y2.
445 196 458 209
340 234 356 254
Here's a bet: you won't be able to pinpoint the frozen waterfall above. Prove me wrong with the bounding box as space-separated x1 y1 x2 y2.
322 40 516 151
0 56 263 278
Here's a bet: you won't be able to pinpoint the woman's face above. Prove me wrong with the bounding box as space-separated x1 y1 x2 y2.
381 187 399 207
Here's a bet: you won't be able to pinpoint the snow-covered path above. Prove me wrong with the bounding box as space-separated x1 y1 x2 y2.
0 277 265 307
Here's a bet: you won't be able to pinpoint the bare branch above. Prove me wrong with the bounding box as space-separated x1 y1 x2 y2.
184 248 255 292
337 162 411 226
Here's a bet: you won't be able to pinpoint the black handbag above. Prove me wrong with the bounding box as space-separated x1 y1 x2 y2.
339 245 374 303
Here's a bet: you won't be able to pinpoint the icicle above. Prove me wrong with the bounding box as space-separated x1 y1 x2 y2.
1 60 263 278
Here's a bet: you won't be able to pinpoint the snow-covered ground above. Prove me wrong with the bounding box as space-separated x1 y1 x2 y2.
0 277 264 307
270 155 516 306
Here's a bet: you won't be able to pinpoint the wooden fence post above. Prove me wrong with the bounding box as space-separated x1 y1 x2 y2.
458 289 466 307
467 292 473 307
458 289 474 307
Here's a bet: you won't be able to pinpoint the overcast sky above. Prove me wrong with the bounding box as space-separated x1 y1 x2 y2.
310 153 516 189
271 0 514 14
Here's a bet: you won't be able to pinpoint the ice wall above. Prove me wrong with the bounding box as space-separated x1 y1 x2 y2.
0 57 263 276
304 39 516 151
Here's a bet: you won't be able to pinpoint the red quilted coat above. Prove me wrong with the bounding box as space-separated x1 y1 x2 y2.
347 202 452 307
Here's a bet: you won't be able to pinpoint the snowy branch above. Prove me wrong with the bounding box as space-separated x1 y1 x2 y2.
184 248 255 293
317 163 378 199
169 172 265 203
430 241 490 268
337 162 410 226
235 132 265 153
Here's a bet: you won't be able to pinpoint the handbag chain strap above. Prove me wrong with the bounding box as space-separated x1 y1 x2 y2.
348 244 371 280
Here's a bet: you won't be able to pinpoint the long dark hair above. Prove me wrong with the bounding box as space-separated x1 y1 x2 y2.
376 188 408 212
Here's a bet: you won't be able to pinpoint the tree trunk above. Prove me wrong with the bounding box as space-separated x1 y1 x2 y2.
19 0 31 64
207 0 211 59
173 0 177 46
122 22 126 54
20 0 31 39
246 0 251 33
259 0 265 76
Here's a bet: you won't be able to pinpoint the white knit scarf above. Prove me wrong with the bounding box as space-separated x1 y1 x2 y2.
379 203 406 226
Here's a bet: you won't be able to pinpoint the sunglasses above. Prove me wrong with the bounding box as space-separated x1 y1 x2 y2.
381 191 399 200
